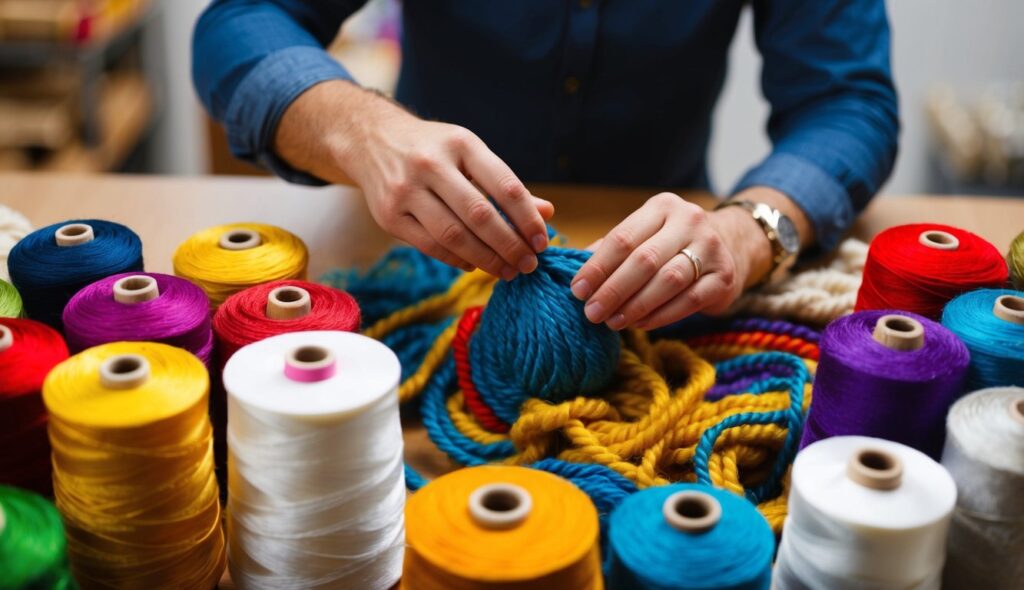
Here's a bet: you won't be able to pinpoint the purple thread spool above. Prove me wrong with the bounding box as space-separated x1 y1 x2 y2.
62 272 214 366
801 310 970 459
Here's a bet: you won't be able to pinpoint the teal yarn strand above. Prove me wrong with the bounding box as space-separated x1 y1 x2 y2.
0 279 22 318
607 484 773 590
470 248 620 423
942 289 1024 391
0 485 77 590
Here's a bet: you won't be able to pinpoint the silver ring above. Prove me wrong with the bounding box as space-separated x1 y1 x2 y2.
680 248 703 281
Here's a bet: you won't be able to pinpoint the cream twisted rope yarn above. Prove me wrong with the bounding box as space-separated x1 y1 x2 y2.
0 205 33 281
729 238 868 325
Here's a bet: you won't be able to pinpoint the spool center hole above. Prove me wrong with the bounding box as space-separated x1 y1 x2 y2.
481 489 521 513
227 231 251 243
121 277 152 292
1001 296 1024 312
292 346 329 364
858 450 894 472
674 497 710 520
61 225 88 237
1015 400 1024 418
923 231 954 246
275 288 304 303
109 357 142 375
884 317 915 333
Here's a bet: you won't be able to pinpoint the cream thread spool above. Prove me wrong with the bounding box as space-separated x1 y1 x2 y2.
662 490 722 533
112 275 160 304
54 223 94 247
992 294 1024 326
872 314 925 351
468 483 532 530
99 354 151 390
218 229 261 251
918 230 959 251
0 324 12 352
265 286 312 320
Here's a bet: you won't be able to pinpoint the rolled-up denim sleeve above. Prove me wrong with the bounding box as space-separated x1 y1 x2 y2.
192 0 367 184
735 0 899 254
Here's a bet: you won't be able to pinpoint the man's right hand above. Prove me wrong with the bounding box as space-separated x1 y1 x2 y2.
274 80 553 279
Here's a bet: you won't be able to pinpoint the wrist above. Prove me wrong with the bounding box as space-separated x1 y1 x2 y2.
709 205 773 288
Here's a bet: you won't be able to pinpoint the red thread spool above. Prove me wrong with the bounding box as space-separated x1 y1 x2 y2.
213 280 361 366
0 318 69 495
856 224 1008 320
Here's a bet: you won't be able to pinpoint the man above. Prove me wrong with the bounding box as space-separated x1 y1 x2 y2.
193 1 898 330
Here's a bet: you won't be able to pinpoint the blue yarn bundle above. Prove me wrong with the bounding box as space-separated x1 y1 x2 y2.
470 248 620 423
942 289 1024 391
8 219 143 330
607 484 774 590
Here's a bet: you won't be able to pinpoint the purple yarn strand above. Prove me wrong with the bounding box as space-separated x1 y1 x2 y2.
62 272 213 366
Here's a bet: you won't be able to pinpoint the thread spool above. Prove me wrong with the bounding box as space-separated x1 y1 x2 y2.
173 222 308 309
942 289 1024 391
0 318 68 496
8 219 144 329
43 342 226 588
62 272 214 365
0 278 23 318
212 279 360 365
1008 230 1024 290
941 386 1024 590
803 310 969 458
224 331 405 589
0 203 32 282
402 465 602 589
607 483 773 590
774 436 956 590
856 223 1008 319
0 485 76 589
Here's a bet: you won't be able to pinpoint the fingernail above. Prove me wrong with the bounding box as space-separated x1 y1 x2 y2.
585 300 604 323
571 279 592 300
500 266 518 281
531 234 548 252
518 254 537 273
607 313 626 330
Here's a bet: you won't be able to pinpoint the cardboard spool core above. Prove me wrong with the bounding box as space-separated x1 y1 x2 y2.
284 345 337 383
55 223 95 247
113 275 160 304
266 286 312 320
847 448 903 491
1010 399 1024 427
0 324 12 353
0 504 5 536
993 295 1024 326
99 354 151 390
662 490 722 533
872 314 925 351
218 229 262 251
918 230 959 251
468 483 532 530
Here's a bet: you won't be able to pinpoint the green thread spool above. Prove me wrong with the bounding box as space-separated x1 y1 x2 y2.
0 486 77 590
1009 231 1024 290
0 279 21 318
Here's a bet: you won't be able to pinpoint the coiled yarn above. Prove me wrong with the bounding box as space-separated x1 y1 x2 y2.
0 318 68 496
941 289 1024 390
1009 230 1024 290
62 272 213 365
855 223 1007 319
607 484 773 590
402 465 602 590
0 485 76 590
775 436 957 590
802 310 969 458
8 219 144 329
173 222 308 309
941 386 1024 590
43 342 226 589
0 278 22 317
0 203 32 282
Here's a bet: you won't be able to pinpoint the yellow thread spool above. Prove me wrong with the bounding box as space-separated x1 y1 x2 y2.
173 223 308 309
43 342 225 589
402 465 603 590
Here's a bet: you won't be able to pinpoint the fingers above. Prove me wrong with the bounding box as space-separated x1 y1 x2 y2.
431 168 538 275
460 135 550 255
391 214 475 272
533 197 555 221
408 191 517 279
608 252 698 329
633 276 725 330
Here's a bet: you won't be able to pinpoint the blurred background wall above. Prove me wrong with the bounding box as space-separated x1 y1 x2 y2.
1 0 1021 196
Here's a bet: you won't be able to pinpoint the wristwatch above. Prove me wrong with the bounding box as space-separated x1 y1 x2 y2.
715 199 800 285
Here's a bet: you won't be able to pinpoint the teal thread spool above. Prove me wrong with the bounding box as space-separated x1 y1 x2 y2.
0 485 77 589
942 289 1024 391
0 279 21 318
607 484 774 590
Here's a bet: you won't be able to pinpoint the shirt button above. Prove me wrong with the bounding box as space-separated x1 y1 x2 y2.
563 77 580 95
557 155 570 170
579 0 592 8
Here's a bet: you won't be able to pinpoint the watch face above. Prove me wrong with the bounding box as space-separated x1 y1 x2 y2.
777 215 800 253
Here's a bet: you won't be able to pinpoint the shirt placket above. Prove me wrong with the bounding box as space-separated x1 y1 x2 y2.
552 0 601 181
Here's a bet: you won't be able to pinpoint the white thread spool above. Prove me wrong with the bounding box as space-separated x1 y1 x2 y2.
0 204 32 282
113 275 160 304
941 386 1024 590
223 330 405 590
54 223 95 247
774 436 956 590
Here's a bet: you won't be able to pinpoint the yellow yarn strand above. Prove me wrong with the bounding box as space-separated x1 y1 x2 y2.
43 342 226 589
1009 230 1024 290
402 465 603 590
173 223 308 309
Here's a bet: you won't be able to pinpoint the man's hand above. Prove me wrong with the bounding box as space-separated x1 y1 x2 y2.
274 80 554 279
